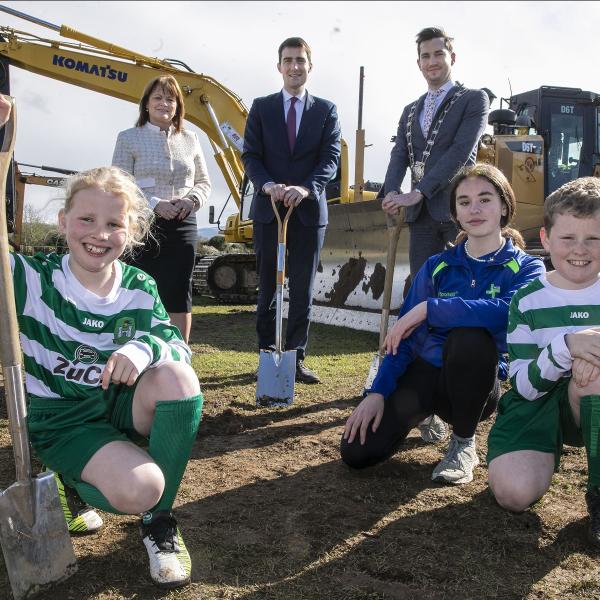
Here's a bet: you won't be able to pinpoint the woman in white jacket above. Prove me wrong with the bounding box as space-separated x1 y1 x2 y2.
113 75 211 342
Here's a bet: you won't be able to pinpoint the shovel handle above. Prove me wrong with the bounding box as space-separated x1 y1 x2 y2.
378 208 405 350
271 195 293 284
270 196 293 354
271 195 294 244
0 99 32 482
0 97 19 364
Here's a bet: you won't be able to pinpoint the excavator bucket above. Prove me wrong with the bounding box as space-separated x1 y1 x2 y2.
306 199 411 332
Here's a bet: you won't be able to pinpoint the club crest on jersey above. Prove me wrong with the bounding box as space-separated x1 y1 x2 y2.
113 317 136 344
74 344 99 365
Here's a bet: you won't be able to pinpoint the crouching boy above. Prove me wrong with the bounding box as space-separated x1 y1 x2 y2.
487 177 600 544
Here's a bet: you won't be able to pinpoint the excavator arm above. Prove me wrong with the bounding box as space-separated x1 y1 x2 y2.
0 7 248 208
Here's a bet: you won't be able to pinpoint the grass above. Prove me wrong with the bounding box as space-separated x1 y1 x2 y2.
1 297 600 599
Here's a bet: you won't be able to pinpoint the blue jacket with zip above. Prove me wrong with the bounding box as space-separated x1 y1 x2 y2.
369 238 545 400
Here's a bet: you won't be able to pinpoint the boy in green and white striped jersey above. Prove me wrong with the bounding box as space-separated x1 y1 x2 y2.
487 177 600 546
10 166 202 589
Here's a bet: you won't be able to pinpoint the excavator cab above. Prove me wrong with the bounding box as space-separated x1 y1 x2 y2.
509 86 600 196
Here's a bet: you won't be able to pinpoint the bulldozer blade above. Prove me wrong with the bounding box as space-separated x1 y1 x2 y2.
310 199 410 331
256 349 296 407
0 472 77 600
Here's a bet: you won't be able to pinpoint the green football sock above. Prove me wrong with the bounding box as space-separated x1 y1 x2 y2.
579 395 600 491
148 394 203 515
75 481 125 515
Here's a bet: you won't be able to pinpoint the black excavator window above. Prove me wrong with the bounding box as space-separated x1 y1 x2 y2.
547 103 584 195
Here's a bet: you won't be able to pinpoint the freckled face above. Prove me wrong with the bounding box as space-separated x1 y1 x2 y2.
59 187 129 283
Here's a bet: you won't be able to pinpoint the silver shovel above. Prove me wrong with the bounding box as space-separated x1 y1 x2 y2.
0 98 77 599
256 198 296 407
364 209 405 393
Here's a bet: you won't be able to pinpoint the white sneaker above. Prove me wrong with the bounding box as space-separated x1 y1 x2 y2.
418 415 449 443
141 511 192 589
432 435 480 485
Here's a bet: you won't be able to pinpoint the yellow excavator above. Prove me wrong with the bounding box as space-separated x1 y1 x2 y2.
1 6 599 330
11 162 73 250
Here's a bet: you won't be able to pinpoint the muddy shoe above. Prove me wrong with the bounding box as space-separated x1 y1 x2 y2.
141 511 192 589
585 487 600 547
432 435 479 485
53 471 103 534
418 414 449 443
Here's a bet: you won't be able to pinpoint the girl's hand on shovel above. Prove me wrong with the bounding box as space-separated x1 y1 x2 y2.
384 301 428 355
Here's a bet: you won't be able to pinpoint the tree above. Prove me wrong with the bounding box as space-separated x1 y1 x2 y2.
20 205 58 254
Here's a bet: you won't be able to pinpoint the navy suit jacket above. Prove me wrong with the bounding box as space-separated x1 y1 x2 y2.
242 91 341 227
383 86 489 222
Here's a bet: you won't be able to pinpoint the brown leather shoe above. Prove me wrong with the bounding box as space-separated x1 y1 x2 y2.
295 360 321 384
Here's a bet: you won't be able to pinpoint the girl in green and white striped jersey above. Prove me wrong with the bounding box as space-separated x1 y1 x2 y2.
488 176 600 548
10 166 202 589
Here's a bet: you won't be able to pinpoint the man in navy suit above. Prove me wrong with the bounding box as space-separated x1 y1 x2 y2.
381 27 489 443
242 37 341 384
382 27 489 277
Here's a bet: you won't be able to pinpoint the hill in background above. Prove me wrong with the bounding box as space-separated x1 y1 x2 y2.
197 226 219 241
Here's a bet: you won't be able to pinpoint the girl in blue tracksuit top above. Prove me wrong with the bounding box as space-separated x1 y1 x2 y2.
341 164 545 484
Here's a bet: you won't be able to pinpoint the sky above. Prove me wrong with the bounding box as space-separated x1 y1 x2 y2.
1 0 599 229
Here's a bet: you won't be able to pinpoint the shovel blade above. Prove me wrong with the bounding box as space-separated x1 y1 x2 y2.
0 472 77 600
256 349 297 407
363 353 383 395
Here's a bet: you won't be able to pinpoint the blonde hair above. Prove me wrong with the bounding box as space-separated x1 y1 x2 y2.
62 166 154 255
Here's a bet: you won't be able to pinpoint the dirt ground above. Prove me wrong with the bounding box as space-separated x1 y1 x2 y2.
1 301 600 600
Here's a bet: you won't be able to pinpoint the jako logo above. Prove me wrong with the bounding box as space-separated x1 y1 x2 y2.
52 55 128 82
570 311 589 319
83 317 105 328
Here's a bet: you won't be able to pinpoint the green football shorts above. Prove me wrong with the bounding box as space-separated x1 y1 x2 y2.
487 378 583 470
28 382 141 488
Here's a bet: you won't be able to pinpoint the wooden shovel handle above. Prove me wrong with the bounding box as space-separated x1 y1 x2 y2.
378 208 405 349
271 195 294 245
0 97 20 367
0 99 33 483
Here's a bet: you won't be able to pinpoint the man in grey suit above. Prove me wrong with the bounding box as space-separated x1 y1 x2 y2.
381 26 489 444
382 27 489 277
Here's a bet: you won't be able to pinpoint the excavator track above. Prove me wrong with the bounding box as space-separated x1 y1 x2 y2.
193 253 258 304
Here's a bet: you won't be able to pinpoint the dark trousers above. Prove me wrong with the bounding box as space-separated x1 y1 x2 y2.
254 211 326 360
340 328 500 469
408 208 458 278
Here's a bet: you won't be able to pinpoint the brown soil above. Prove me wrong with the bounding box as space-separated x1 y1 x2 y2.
1 303 600 600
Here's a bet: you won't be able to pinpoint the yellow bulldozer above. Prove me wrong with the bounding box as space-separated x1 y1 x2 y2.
1 6 598 330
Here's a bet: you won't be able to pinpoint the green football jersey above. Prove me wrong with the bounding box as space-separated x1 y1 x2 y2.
10 252 191 401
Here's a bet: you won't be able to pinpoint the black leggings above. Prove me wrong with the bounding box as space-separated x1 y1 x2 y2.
341 327 501 469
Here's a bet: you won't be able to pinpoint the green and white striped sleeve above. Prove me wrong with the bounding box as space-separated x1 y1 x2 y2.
507 282 572 401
